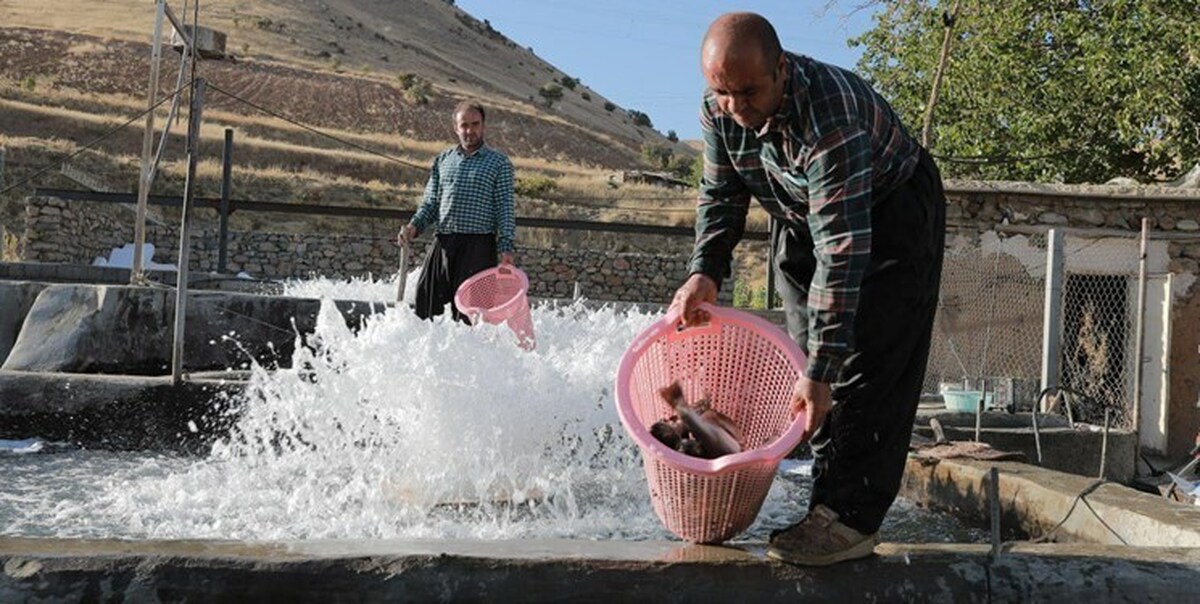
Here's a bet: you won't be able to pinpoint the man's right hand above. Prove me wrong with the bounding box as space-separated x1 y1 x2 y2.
668 273 718 327
397 224 417 246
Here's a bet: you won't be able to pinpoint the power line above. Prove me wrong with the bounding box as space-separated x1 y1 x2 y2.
205 83 427 171
0 81 192 197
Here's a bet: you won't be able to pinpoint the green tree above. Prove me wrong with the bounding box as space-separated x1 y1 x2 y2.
666 130 679 143
641 143 673 169
667 153 695 181
854 1 1200 183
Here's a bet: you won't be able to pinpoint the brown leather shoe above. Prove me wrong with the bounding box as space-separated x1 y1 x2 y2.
767 504 880 566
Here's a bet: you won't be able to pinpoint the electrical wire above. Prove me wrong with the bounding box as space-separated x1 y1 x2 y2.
204 83 427 171
1015 478 1129 546
0 81 192 197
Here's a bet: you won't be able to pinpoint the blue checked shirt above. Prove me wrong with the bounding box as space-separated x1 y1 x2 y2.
689 52 921 382
410 144 516 253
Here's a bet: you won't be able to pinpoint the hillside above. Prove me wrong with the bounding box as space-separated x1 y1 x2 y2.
0 1 775 287
0 0 687 167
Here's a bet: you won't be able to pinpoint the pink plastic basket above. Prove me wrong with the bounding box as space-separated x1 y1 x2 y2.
614 303 807 544
454 265 536 351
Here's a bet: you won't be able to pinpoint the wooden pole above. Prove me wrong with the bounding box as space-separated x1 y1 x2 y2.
921 0 961 150
172 78 205 386
133 0 166 283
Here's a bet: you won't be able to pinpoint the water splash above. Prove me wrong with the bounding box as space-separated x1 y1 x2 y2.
3 278 981 543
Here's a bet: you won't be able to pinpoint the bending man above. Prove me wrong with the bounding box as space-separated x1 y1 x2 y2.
670 12 946 566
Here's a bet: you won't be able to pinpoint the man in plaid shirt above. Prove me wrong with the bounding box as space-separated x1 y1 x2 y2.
670 12 946 566
399 101 516 321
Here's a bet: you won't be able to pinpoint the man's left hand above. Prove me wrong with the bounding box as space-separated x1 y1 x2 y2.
791 376 833 441
500 252 514 265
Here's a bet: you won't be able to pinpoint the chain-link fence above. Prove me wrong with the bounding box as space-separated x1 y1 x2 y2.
927 227 1149 429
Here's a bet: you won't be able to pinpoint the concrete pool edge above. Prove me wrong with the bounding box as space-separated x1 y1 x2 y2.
2 537 1198 601
901 457 1200 546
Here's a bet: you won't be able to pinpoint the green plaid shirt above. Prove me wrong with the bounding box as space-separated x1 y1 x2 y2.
411 144 516 253
690 52 921 382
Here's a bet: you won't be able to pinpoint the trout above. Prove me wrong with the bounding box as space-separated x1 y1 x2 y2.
658 381 743 458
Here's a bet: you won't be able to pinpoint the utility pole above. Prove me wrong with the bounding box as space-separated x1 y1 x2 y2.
172 78 206 386
921 0 962 150
218 128 233 273
133 0 166 284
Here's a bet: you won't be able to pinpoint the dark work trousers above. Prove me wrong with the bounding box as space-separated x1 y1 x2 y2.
414 233 497 323
772 148 946 534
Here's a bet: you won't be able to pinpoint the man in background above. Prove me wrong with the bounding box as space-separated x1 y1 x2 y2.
399 100 516 321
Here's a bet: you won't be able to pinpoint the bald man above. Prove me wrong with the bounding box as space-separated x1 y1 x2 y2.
669 12 946 566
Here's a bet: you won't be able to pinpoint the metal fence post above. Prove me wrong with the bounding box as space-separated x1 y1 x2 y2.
1132 218 1149 456
172 78 205 386
218 128 233 273
1040 228 1064 411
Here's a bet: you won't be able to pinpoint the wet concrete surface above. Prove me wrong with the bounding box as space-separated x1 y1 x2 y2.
902 458 1200 547
2 537 1198 602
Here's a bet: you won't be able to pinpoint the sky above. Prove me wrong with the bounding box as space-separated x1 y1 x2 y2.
455 0 878 141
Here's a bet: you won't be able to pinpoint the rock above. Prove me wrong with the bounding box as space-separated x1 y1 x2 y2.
0 282 49 366
1038 212 1069 225
1 285 379 375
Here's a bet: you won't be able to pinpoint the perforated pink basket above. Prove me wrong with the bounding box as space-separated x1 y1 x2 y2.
454 265 536 351
615 303 807 544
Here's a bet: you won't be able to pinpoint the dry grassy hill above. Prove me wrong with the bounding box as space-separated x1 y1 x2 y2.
0 0 773 290
0 0 687 166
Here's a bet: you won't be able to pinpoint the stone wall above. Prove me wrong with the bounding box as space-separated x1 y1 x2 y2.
943 180 1200 277
21 196 696 303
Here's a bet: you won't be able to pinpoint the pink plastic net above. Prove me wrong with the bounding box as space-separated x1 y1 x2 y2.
454 265 536 351
615 304 807 543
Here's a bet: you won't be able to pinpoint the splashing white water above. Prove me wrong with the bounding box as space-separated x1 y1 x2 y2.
2 277 817 541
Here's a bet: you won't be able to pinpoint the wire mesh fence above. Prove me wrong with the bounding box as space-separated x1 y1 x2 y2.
926 227 1146 429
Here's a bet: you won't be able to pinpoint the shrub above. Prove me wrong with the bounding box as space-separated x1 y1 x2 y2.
559 76 578 90
668 154 695 181
515 175 557 198
397 73 431 105
628 109 653 128
666 130 678 143
603 101 616 112
21 75 35 91
580 91 591 102
641 143 673 169
538 82 563 100
688 154 704 185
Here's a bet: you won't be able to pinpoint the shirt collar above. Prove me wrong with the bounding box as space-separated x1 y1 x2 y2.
455 142 487 157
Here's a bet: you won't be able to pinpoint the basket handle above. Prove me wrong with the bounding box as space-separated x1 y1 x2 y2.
664 302 724 341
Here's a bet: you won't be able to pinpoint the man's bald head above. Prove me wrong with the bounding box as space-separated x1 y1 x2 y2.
701 12 782 77
699 12 787 130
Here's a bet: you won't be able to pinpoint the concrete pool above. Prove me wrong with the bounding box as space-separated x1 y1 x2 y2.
2 282 1198 600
